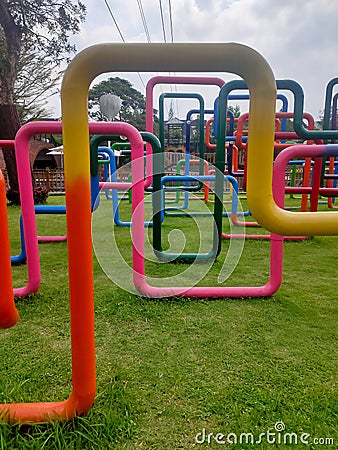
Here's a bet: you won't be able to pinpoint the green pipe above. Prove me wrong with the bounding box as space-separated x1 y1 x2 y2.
282 79 338 141
323 78 338 134
151 132 218 262
90 134 122 177
164 158 195 205
111 142 131 151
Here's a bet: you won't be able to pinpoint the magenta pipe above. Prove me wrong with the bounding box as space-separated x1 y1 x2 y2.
99 181 132 190
0 140 15 147
132 130 283 299
285 187 338 195
145 76 225 188
38 235 67 242
14 121 144 297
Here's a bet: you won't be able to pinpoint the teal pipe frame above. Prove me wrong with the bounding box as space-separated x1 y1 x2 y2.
152 129 225 262
283 79 338 141
323 78 338 134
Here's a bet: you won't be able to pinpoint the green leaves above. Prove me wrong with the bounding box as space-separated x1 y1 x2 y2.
88 77 148 130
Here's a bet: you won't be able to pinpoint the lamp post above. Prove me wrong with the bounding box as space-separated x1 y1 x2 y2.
99 94 122 121
99 94 122 163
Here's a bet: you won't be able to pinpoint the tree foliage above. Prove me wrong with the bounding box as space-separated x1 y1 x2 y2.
88 77 150 130
1 0 85 60
14 45 62 122
228 104 241 118
0 0 86 202
0 0 86 103
315 108 338 130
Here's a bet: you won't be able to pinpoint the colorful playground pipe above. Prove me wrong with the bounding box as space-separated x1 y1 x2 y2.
3 41 338 423
0 170 19 329
4 42 319 423
217 79 338 235
145 75 225 188
0 120 144 423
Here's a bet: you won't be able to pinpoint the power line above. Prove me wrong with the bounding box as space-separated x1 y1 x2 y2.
167 0 179 117
102 0 146 89
137 0 151 43
137 73 146 90
158 0 167 43
168 0 174 43
103 0 126 43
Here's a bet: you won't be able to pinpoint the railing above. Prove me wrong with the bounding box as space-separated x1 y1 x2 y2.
33 169 65 193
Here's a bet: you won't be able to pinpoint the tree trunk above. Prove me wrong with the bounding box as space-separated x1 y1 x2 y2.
0 104 21 203
0 10 23 203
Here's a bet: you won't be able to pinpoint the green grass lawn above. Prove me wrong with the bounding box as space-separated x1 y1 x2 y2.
0 194 337 449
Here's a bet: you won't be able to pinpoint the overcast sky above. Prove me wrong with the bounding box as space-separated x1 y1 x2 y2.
51 0 338 121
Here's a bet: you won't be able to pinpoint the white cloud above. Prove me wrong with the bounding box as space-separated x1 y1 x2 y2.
49 0 338 120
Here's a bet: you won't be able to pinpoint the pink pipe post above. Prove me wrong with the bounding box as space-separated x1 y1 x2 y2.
145 76 225 188
131 139 283 298
15 124 43 296
14 121 143 297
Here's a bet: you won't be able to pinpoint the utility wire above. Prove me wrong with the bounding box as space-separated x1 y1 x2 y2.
103 0 126 42
137 0 151 43
134 0 150 89
158 0 167 43
103 0 146 89
167 0 179 117
168 0 174 43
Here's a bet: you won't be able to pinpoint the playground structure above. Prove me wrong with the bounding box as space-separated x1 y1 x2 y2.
0 170 19 329
0 43 338 423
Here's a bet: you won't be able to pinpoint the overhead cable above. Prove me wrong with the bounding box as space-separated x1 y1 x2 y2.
137 0 151 43
158 0 167 42
103 0 146 89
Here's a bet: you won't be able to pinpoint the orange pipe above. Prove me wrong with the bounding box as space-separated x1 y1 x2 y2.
236 111 315 150
232 145 239 172
0 170 19 329
0 122 96 423
205 117 236 150
0 178 96 423
205 118 216 149
236 114 282 151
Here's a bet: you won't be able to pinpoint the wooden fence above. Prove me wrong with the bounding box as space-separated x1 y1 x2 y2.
33 169 65 193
